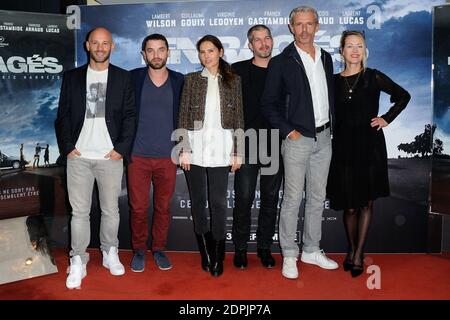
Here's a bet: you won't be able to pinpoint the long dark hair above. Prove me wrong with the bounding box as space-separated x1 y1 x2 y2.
196 35 235 88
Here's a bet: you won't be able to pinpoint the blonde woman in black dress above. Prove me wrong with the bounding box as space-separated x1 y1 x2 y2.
327 31 411 277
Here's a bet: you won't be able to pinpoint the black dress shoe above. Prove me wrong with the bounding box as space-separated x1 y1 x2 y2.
233 250 248 269
343 259 353 272
343 253 354 272
350 264 364 278
350 254 365 278
257 249 275 268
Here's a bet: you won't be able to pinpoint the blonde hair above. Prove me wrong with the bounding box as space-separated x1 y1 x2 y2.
340 30 367 70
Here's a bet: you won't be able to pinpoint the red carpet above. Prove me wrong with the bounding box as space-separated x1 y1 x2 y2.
1 249 449 300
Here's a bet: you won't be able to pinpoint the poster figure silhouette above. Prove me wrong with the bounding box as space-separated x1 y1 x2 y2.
33 143 42 168
44 144 50 167
20 144 25 169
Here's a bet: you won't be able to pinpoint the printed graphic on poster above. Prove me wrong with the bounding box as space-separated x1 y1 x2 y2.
69 0 443 253
0 10 75 223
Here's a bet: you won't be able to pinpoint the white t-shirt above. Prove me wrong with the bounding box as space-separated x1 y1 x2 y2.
75 66 114 160
188 68 233 167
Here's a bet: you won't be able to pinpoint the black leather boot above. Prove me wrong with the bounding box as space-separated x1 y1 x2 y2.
195 232 212 272
233 249 248 269
210 238 225 277
257 248 276 268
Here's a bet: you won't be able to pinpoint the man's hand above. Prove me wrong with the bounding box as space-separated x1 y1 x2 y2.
287 130 302 140
180 152 191 171
230 156 242 172
105 149 123 160
370 117 388 131
67 149 81 159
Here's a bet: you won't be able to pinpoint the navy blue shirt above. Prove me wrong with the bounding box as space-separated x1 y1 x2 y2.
132 75 173 157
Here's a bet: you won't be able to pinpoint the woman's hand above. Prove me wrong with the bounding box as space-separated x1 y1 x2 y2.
230 155 242 172
180 152 191 171
371 117 388 130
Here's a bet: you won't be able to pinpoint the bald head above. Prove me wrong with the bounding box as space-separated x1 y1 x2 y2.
86 27 114 69
88 27 113 43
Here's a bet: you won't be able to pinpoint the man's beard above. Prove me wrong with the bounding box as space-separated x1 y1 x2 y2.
255 50 272 59
148 59 167 70
254 47 272 59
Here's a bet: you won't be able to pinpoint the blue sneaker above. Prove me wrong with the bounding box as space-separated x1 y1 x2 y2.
131 249 146 272
153 250 172 270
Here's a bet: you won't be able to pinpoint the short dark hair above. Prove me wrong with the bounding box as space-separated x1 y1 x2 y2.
247 25 272 43
141 33 169 51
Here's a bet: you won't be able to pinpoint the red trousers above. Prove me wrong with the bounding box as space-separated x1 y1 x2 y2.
127 156 176 251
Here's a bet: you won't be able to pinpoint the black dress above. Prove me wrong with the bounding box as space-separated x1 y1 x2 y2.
327 68 411 210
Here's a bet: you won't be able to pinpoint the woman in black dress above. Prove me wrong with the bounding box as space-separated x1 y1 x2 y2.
328 31 410 277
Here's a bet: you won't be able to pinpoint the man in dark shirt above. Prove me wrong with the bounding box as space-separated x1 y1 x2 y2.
128 34 184 272
231 25 283 270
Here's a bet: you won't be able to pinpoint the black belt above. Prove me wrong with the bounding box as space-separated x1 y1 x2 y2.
315 122 330 133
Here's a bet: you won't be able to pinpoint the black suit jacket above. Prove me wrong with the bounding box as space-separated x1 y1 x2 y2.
261 42 335 139
55 63 136 162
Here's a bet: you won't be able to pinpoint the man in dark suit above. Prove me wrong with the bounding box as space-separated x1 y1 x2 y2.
55 27 135 289
127 34 184 273
261 6 338 280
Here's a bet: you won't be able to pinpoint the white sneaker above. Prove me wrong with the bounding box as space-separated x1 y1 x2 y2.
66 255 87 289
102 246 125 276
301 249 338 270
282 257 299 279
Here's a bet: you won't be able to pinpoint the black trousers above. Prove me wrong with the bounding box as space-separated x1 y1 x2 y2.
184 165 230 240
232 162 283 250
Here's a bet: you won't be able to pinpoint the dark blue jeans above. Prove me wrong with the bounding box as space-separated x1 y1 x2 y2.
232 162 283 251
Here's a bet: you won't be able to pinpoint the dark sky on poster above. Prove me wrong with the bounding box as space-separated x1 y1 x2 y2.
71 0 443 253
433 5 450 151
76 0 446 158
0 10 75 164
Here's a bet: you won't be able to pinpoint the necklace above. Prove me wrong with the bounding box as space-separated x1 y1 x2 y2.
343 71 362 100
